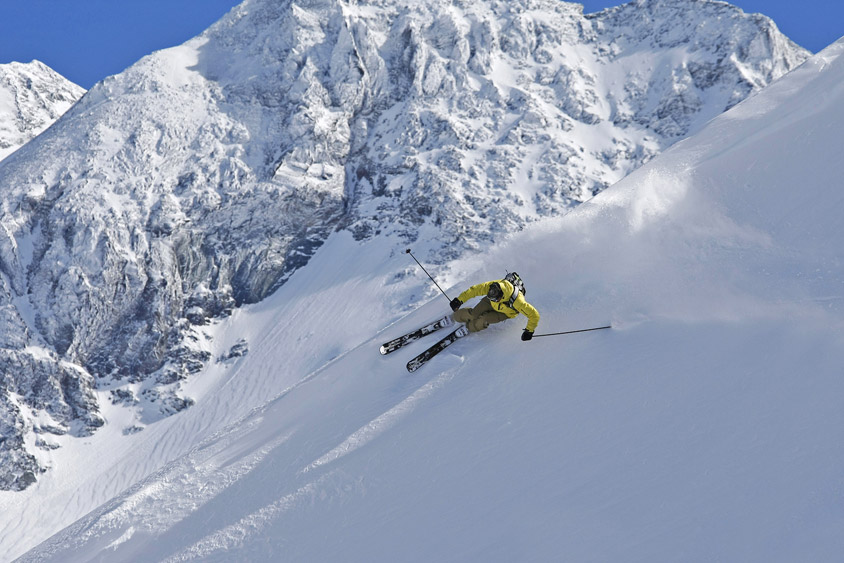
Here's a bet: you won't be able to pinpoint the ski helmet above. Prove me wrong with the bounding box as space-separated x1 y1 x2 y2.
487 282 504 302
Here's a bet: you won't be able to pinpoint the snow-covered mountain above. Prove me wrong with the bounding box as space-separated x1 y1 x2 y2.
0 61 84 162
9 30 844 563
0 0 809 495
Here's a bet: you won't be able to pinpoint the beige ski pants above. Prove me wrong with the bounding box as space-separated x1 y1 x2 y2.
452 297 509 333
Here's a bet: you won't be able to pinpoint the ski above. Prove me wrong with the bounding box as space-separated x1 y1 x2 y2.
380 314 454 355
406 325 469 373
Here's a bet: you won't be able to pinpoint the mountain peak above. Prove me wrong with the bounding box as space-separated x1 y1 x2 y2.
0 60 85 161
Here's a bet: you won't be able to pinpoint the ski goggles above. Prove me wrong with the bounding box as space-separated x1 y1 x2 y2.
487 282 504 302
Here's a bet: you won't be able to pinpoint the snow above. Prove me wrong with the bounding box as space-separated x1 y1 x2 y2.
0 61 84 161
4 35 844 562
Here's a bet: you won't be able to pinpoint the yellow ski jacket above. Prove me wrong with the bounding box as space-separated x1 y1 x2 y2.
458 279 540 332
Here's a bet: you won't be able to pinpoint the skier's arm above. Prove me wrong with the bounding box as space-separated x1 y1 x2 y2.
457 282 492 304
515 299 540 333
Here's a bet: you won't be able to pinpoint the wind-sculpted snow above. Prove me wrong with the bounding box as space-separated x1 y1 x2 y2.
0 61 84 162
0 0 809 490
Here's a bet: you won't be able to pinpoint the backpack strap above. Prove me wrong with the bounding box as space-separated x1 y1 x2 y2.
507 285 520 310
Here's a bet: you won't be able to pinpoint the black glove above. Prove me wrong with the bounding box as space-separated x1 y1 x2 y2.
449 298 463 311
521 330 534 341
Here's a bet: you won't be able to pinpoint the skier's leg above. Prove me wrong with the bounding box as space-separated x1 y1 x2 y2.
452 307 473 324
455 298 508 333
468 309 508 332
452 297 492 325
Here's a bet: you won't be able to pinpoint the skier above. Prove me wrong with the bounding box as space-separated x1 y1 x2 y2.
449 278 540 341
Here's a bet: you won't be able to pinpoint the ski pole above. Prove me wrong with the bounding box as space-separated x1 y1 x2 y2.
533 325 612 338
405 249 452 302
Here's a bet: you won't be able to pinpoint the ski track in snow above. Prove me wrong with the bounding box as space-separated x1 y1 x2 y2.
302 367 459 474
12 280 465 562
19 421 294 561
159 336 467 560
161 474 336 563
162 362 466 561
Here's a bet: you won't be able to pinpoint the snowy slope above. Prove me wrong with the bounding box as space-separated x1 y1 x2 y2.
11 37 844 563
0 0 809 494
0 61 84 161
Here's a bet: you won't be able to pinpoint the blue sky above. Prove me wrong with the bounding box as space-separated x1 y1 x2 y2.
0 0 841 89
0 0 238 88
